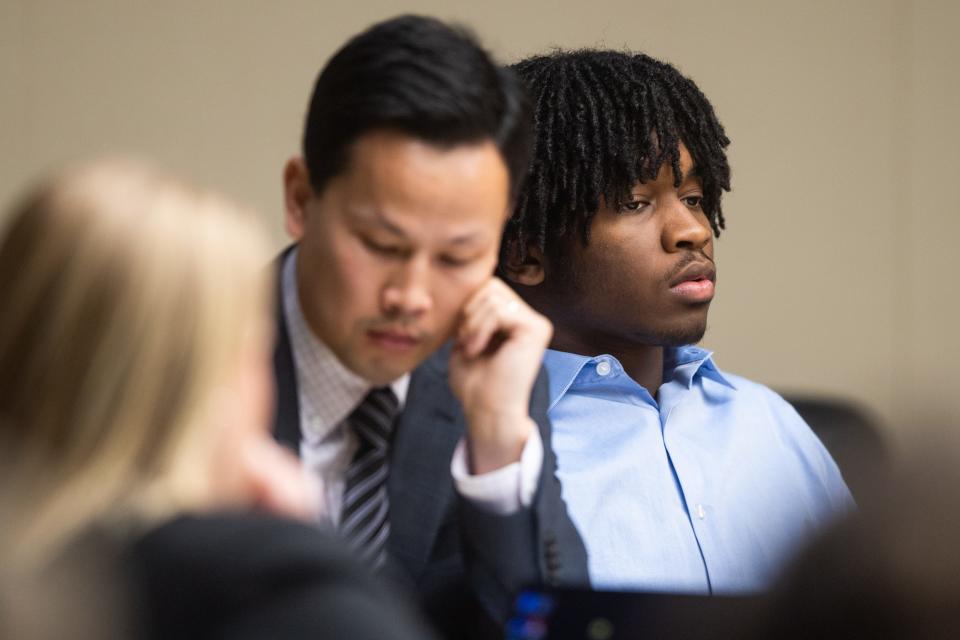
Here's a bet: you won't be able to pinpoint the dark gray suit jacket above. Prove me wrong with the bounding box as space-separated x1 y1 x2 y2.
270 252 588 633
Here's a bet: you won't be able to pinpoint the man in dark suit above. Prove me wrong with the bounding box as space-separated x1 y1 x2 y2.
271 15 588 634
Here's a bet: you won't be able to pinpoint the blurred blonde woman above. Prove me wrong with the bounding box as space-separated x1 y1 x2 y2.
0 160 432 640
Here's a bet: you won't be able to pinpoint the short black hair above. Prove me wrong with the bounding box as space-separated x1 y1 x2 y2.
303 15 533 203
504 49 731 262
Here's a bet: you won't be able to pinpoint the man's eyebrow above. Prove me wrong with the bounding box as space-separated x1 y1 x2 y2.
352 206 407 237
446 231 482 246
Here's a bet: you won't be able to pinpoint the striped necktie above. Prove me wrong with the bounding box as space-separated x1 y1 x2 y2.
340 386 399 568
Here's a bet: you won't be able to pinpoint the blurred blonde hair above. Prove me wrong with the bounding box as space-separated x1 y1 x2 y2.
0 159 272 568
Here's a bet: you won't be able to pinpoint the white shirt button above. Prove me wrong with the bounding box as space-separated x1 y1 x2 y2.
695 504 707 520
595 359 612 376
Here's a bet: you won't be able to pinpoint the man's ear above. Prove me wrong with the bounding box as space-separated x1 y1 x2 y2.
501 240 546 286
283 156 314 240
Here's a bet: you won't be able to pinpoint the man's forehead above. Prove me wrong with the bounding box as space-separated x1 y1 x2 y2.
634 141 699 183
344 202 490 245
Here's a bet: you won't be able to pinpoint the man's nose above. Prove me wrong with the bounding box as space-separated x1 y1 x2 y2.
380 254 433 318
662 199 712 253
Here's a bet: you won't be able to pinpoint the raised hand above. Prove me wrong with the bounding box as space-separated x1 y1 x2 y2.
448 277 553 474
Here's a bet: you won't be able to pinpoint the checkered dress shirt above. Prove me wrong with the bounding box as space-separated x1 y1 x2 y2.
282 250 409 526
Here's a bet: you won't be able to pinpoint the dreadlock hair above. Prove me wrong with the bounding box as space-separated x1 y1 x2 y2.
503 49 731 264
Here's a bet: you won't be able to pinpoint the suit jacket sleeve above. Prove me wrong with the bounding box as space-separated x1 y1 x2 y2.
456 368 589 622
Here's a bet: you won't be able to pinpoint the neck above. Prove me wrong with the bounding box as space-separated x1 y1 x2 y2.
550 330 664 398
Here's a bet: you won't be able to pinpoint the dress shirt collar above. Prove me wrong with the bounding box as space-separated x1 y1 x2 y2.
543 345 735 411
282 248 409 443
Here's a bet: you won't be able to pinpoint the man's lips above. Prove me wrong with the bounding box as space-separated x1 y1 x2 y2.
668 261 716 303
366 328 423 350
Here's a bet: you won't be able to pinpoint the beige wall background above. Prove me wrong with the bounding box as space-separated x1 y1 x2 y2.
2 0 958 450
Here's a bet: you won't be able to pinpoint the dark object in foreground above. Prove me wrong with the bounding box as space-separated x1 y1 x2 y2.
784 395 888 502
506 587 761 640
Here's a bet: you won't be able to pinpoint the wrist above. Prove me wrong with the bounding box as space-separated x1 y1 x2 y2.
464 411 535 475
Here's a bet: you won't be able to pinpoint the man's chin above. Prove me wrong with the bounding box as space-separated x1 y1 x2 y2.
355 350 429 386
655 323 708 348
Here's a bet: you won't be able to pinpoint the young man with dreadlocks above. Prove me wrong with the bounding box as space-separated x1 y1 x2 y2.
498 50 853 593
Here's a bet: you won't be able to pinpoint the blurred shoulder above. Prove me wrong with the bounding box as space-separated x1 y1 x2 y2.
127 512 436 640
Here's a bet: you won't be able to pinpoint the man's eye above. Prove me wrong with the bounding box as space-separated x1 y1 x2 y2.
361 237 403 257
438 255 470 268
683 195 704 208
618 199 649 213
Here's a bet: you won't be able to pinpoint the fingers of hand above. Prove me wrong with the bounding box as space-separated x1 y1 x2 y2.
462 277 513 318
458 277 551 357
458 302 502 358
249 441 316 520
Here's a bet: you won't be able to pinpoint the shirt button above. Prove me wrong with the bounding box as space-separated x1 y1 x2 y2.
695 504 707 520
595 359 612 376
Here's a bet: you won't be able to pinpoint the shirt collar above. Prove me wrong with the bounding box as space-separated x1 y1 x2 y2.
543 345 735 410
664 345 736 391
282 249 409 442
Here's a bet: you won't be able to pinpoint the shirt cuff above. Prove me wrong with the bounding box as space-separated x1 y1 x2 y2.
450 427 544 515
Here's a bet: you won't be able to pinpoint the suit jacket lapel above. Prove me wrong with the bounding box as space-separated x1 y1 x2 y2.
271 247 301 453
387 345 463 581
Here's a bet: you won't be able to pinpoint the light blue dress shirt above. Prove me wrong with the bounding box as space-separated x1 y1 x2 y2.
544 346 853 593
